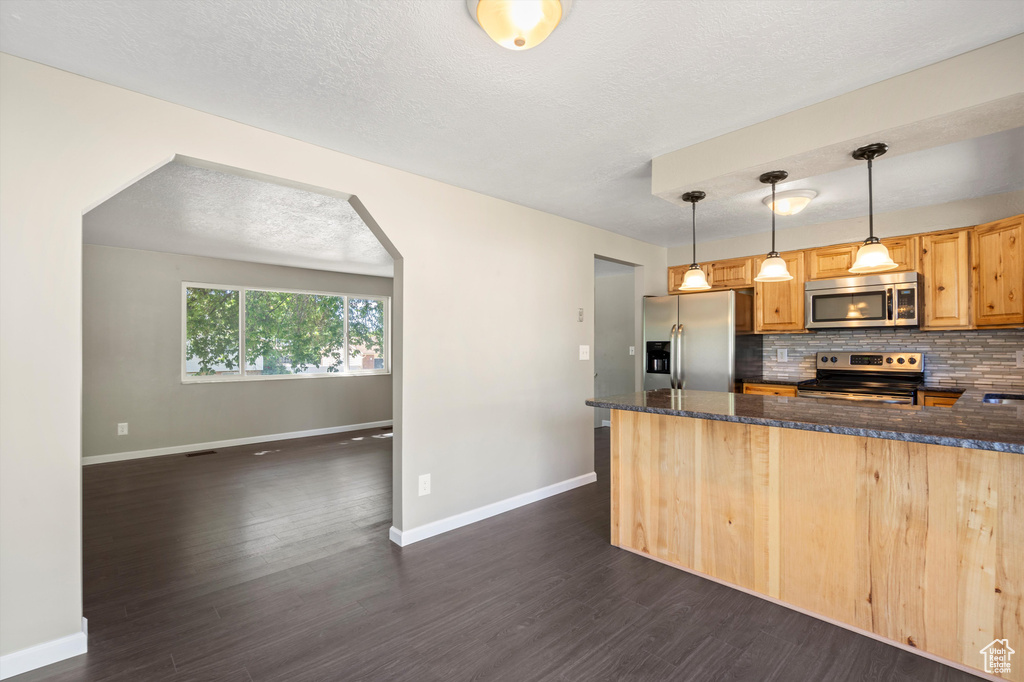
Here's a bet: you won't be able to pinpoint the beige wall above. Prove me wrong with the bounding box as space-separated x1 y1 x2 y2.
669 190 1024 265
82 245 393 459
593 270 636 427
0 54 668 656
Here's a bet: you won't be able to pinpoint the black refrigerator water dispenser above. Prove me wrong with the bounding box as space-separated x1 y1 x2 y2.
646 341 671 374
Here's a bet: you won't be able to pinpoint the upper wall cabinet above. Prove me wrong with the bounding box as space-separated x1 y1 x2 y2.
880 236 919 273
920 229 971 330
705 257 754 290
972 214 1023 327
754 251 805 333
806 243 859 280
806 237 918 280
668 257 753 294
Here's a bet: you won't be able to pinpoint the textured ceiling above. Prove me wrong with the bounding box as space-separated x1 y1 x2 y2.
684 126 1024 245
83 161 394 277
3 0 1023 247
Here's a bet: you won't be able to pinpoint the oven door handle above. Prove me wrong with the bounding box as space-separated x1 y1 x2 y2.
798 390 912 404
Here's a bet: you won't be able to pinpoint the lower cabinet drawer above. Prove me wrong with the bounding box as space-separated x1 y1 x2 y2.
743 383 798 397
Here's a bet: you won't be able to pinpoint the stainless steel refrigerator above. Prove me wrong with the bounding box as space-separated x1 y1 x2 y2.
643 290 762 392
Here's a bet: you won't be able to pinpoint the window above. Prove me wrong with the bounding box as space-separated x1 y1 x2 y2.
183 283 389 382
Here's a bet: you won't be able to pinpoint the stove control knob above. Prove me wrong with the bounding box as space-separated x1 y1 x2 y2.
886 357 894 364
821 356 829 363
830 356 838 363
908 357 917 365
897 357 905 364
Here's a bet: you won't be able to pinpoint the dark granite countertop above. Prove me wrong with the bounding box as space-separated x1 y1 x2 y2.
587 388 1024 454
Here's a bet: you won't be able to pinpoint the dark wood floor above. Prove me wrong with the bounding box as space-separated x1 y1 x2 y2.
16 427 980 682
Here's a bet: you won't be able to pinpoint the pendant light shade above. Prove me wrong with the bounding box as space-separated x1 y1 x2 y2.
849 143 898 274
467 0 570 50
754 171 794 283
677 191 711 291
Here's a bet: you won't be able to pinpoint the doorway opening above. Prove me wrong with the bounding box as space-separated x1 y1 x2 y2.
593 257 638 429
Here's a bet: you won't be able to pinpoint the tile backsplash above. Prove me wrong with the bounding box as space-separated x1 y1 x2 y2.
762 328 1024 388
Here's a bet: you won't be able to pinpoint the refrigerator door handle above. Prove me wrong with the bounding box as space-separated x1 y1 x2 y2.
669 324 678 389
676 324 684 389
671 324 684 389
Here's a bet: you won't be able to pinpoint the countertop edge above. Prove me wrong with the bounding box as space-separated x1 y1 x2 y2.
586 398 1024 454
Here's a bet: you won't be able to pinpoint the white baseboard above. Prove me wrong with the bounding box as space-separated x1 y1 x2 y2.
0 618 87 680
389 471 597 547
83 420 393 465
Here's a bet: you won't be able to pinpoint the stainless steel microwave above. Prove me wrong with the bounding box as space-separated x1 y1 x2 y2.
805 272 920 329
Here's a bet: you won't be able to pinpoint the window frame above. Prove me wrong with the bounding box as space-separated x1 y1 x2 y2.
181 281 391 384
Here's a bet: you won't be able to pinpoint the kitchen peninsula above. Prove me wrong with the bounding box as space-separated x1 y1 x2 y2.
587 388 1024 681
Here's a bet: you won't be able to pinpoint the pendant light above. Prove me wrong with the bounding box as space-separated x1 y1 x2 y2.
850 142 898 273
754 171 794 282
677 191 711 291
467 0 571 50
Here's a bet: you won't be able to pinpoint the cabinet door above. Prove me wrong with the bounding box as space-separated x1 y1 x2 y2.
743 383 798 397
972 214 1023 327
806 243 859 280
707 257 753 289
880 235 919 273
920 229 971 329
754 252 806 333
668 265 687 294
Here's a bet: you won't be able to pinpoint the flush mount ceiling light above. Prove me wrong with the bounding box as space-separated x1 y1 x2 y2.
850 142 899 274
762 189 817 216
677 191 711 291
467 0 571 50
754 171 794 283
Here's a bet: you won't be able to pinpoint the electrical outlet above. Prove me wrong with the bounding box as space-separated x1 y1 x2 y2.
629 346 635 356
418 474 431 496
1017 350 1024 368
579 345 590 361
117 422 128 436
777 349 788 362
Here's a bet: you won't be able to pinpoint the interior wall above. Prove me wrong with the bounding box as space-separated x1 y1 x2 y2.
593 267 636 427
82 245 393 459
0 54 668 657
668 190 1024 265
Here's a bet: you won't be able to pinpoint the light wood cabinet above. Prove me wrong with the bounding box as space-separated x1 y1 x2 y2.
806 243 859 280
611 411 1024 681
806 237 919 280
917 389 962 407
742 382 798 397
972 214 1024 327
667 265 686 294
754 252 805 333
881 235 919 273
920 229 971 330
704 257 754 289
669 258 754 294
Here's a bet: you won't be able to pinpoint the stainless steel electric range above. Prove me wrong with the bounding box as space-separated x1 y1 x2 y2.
797 351 924 404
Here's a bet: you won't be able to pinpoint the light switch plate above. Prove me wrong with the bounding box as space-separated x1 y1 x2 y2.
629 346 635 356
579 345 590 361
777 349 788 362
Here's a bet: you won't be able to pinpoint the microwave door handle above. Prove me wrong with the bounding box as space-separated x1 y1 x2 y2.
886 287 894 321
